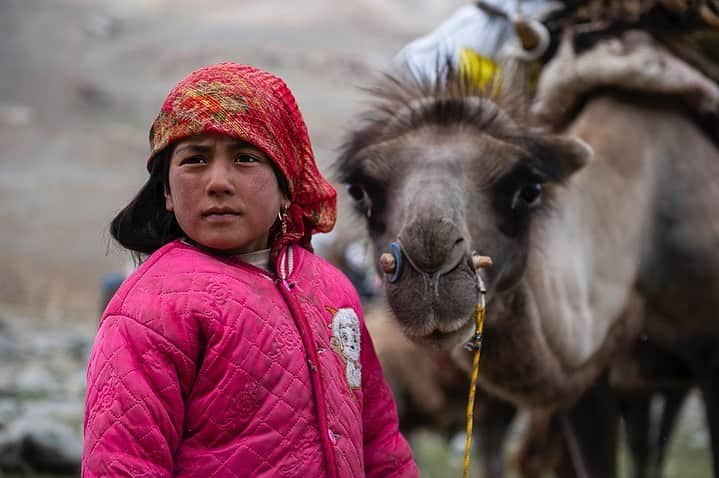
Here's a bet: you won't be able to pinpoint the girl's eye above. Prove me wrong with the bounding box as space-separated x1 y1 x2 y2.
180 155 206 165
235 154 260 163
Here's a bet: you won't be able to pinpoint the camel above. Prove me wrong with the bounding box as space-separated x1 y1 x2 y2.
335 33 719 475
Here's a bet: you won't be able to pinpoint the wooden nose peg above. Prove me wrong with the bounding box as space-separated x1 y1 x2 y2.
472 255 493 270
379 253 397 274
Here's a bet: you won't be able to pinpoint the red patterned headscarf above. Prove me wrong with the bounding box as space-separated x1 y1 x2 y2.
148 62 337 259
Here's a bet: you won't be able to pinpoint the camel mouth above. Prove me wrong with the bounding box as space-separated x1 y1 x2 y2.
409 318 475 350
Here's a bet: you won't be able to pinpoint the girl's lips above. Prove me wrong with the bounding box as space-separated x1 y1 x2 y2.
202 207 240 217
202 212 240 222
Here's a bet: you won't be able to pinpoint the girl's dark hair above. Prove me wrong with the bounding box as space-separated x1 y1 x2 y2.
110 148 181 260
110 145 291 261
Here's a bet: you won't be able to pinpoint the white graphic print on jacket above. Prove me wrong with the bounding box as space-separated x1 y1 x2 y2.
329 307 362 389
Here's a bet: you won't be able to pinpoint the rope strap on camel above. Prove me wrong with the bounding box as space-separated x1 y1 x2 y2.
462 254 492 478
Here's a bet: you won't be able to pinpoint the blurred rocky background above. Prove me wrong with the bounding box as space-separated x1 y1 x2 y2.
0 0 465 323
0 1 465 474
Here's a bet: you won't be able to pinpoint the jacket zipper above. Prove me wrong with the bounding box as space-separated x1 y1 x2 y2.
277 246 338 478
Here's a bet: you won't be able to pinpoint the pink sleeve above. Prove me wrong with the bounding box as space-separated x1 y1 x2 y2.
359 309 419 478
82 314 197 477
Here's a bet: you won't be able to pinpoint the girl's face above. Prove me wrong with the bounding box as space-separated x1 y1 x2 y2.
165 133 286 254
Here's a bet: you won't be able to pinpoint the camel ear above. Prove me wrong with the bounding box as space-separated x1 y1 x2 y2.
530 134 593 182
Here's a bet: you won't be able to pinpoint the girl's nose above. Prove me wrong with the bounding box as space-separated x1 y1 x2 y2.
206 161 234 196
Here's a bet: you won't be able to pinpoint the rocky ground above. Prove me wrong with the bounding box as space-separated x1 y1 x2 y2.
0 313 89 475
0 1 712 476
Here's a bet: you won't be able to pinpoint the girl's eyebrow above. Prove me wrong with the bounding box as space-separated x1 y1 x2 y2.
226 140 257 150
174 144 211 156
174 140 256 156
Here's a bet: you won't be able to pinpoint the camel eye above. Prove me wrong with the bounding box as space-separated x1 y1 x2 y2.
346 183 373 219
512 183 542 209
346 184 366 202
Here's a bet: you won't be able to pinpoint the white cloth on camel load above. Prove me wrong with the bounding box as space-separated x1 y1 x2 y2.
393 0 562 83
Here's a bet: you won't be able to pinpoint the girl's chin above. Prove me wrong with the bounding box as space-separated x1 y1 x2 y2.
185 237 269 256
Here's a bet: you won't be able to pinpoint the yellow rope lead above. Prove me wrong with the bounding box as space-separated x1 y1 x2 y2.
462 301 485 478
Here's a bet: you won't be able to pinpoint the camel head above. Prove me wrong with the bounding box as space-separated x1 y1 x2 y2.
336 72 591 351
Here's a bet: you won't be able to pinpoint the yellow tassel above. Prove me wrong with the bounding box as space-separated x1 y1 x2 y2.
458 48 502 95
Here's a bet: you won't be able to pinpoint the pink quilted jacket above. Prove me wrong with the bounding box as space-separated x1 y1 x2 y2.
83 240 417 477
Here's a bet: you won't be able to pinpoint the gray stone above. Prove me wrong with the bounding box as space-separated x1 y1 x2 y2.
0 413 81 473
15 364 61 397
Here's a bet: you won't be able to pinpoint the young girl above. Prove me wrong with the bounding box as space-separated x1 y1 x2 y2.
83 62 418 477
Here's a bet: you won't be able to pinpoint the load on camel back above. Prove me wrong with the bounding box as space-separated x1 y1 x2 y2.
395 0 719 118
349 1 719 477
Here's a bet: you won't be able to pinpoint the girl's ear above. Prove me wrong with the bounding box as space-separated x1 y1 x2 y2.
164 188 174 212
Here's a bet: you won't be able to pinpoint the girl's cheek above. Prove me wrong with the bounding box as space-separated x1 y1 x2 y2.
247 170 277 193
175 176 203 195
